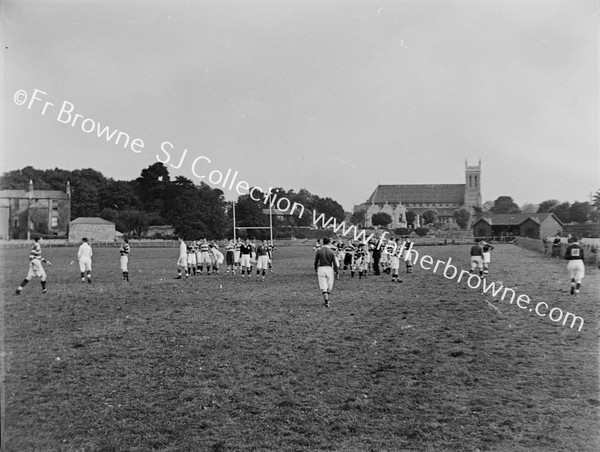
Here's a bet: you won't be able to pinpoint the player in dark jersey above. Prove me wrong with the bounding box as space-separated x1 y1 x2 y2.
469 239 484 276
239 239 253 278
564 236 585 295
343 240 356 274
119 239 130 281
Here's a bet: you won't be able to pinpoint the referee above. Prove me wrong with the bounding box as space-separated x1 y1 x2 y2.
314 237 339 308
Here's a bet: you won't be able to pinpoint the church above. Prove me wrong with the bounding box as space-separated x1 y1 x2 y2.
355 160 482 229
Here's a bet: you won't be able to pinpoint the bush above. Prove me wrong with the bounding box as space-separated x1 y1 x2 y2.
415 227 430 237
394 228 411 236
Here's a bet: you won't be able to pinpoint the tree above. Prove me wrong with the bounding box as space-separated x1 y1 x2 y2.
453 208 470 229
472 206 484 221
568 202 590 223
421 209 438 225
371 212 392 228
551 202 571 223
537 199 560 213
405 210 417 227
350 210 366 227
490 196 520 214
135 162 171 214
99 180 141 211
521 203 538 213
314 197 345 223
117 210 148 236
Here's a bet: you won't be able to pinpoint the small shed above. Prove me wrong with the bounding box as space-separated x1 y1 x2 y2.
473 213 563 240
69 217 116 242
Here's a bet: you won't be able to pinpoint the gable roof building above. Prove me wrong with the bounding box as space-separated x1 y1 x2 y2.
472 213 563 240
69 217 116 242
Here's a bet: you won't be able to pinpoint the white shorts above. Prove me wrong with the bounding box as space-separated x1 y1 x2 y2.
567 260 585 283
234 250 240 263
199 252 211 264
26 259 47 280
470 256 483 271
390 256 400 271
317 266 335 292
120 255 128 272
79 257 92 272
483 252 491 264
240 254 251 267
256 255 269 270
187 254 197 265
177 257 187 267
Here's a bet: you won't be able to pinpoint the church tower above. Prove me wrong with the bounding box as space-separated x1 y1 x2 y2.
464 160 481 209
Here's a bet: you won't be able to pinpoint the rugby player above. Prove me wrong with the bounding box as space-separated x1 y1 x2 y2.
15 236 51 294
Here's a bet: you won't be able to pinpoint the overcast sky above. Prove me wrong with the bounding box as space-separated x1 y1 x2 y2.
1 0 598 210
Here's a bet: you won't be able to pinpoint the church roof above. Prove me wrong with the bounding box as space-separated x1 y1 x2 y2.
367 184 465 205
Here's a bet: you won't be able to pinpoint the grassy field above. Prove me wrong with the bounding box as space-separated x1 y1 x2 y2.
1 243 599 451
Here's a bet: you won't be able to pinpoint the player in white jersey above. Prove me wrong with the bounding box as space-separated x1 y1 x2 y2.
77 237 93 283
187 241 198 275
175 237 188 279
15 236 51 294
388 238 403 283
119 239 130 281
210 242 224 274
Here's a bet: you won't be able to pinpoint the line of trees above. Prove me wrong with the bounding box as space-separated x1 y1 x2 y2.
479 194 600 224
0 164 347 239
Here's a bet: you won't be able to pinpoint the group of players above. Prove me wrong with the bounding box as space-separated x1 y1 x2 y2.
13 233 588 300
175 237 275 281
313 237 415 282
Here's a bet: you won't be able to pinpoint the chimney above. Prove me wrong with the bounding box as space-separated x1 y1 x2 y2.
66 181 71 197
28 179 33 192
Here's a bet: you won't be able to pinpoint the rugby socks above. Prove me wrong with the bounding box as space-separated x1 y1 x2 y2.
86 271 92 283
41 280 47 292
16 279 29 294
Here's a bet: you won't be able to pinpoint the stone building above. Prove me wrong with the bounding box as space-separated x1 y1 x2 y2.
0 180 71 240
356 160 482 229
69 217 116 242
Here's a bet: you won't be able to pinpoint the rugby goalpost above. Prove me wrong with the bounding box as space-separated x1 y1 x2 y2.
231 201 274 244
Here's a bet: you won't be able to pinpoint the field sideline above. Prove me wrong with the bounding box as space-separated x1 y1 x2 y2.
1 244 599 451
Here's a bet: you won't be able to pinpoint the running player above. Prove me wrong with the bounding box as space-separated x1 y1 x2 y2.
314 237 339 307
119 238 130 281
78 237 93 283
564 236 585 295
15 236 51 294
